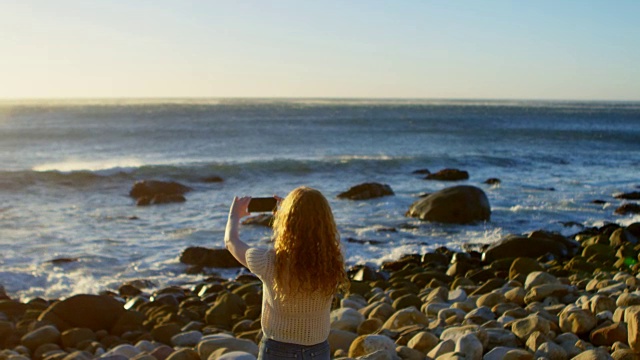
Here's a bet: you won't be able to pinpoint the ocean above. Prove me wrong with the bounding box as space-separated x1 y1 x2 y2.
1 98 639 301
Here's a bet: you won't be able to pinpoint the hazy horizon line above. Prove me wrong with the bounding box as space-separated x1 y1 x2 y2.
2 95 639 104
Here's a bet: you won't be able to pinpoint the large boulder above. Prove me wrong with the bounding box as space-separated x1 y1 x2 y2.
348 334 397 359
406 186 490 224
425 168 469 181
204 292 246 330
337 183 394 200
482 231 576 263
616 203 640 215
180 247 243 268
197 335 259 359
38 295 126 332
130 180 192 205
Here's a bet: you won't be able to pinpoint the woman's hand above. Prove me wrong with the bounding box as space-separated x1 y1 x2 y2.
229 196 251 219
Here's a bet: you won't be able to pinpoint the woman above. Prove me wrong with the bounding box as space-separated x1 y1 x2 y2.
225 186 348 360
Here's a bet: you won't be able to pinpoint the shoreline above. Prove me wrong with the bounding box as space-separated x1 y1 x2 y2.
2 219 640 359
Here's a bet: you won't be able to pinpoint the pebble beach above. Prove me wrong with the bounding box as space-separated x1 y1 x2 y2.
2 207 640 360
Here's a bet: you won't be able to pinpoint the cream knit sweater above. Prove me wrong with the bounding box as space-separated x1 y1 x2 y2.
246 247 333 345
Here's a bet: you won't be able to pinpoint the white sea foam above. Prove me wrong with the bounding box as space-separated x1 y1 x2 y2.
33 158 144 172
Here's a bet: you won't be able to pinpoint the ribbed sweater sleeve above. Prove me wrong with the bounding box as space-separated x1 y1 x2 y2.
246 247 270 279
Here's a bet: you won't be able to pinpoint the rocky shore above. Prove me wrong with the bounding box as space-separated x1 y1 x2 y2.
2 220 640 360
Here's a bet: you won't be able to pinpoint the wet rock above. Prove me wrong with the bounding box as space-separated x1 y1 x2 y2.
533 341 567 360
455 333 483 360
21 325 61 351
330 307 365 332
426 339 455 359
358 318 383 335
0 300 29 320
510 315 550 341
440 325 488 349
130 180 191 200
406 331 439 354
329 329 359 354
616 203 640 215
465 306 495 324
590 322 628 346
171 330 202 347
559 306 597 335
105 344 142 358
337 183 394 200
62 351 94 360
484 347 530 360
524 283 572 304
381 307 429 330
626 305 640 352
165 348 200 360
572 348 614 360
406 185 490 224
179 247 244 268
197 335 259 359
610 228 639 247
610 349 638 360
216 351 257 360
476 292 505 309
508 257 543 282
615 192 640 200
486 328 519 349
395 346 424 360
483 232 572 263
38 295 126 332
392 294 422 311
348 334 397 358
60 327 96 349
617 293 640 307
425 168 469 181
204 292 246 330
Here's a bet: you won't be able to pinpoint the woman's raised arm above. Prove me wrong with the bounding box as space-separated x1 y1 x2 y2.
224 196 251 267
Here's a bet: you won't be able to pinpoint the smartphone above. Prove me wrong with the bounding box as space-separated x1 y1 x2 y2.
248 197 278 212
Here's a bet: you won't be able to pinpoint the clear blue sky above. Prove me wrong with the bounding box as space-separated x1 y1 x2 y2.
1 1 639 100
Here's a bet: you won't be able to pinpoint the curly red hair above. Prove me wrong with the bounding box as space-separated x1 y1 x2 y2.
272 186 348 299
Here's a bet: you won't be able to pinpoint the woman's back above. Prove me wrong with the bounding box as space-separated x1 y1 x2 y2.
247 247 333 345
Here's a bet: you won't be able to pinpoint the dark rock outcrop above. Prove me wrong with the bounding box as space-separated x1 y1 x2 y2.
179 247 244 268
337 183 394 200
616 203 640 215
37 295 127 332
425 169 469 181
482 231 578 263
129 180 191 206
615 192 640 200
406 185 490 224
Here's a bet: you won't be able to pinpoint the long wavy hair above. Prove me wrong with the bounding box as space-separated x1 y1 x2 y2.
272 186 348 299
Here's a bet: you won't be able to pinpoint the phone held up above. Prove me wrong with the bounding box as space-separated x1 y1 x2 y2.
248 197 278 213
